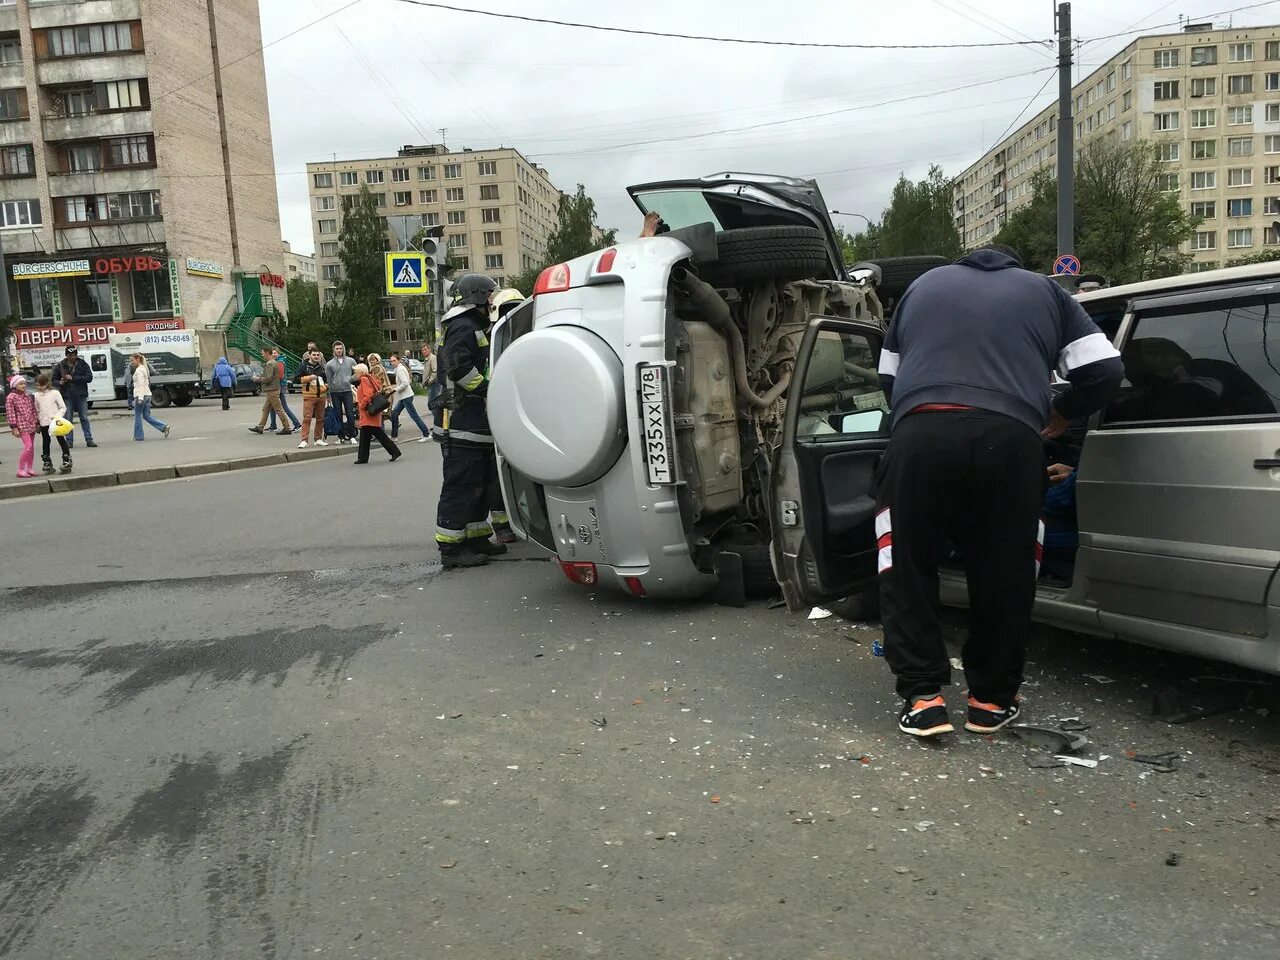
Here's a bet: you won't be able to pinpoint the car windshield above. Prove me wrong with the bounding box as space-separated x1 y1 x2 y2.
632 190 725 231
632 188 815 235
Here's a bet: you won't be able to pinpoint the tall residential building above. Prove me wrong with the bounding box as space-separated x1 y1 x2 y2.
0 0 285 343
282 239 315 282
955 22 1280 271
305 143 564 349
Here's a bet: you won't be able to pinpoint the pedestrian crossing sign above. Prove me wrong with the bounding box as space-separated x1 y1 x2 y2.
385 251 428 295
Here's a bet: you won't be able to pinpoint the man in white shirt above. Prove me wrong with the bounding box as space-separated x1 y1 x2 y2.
388 353 430 442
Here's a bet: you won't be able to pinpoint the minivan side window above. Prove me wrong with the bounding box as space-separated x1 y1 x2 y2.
797 329 888 438
1104 294 1280 424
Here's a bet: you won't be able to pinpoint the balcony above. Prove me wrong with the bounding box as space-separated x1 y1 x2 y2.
54 217 163 252
0 227 52 255
0 118 32 146
38 51 146 86
0 61 23 88
49 165 156 195
0 6 15 33
42 107 150 142
28 0 141 30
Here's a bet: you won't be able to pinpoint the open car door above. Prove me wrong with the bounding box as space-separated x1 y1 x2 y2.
770 317 891 610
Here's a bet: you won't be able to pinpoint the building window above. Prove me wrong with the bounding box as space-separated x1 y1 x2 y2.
322 264 340 280
1227 167 1253 187
323 287 337 304
1106 70 1116 92
1121 58 1132 80
74 277 111 319
46 22 136 58
477 160 497 176
1108 102 1116 121
453 256 470 270
365 169 383 184
1156 173 1179 192
1269 103 1280 123
1154 49 1179 69
1228 74 1254 94
1228 198 1254 217
316 195 335 211
0 144 32 177
447 209 465 224
484 253 503 270
0 87 24 120
1191 109 1217 128
1191 170 1217 190
1191 45 1218 66
339 171 358 186
391 167 409 182
418 165 435 180
1267 165 1280 184
419 189 437 204
131 261 173 315
318 218 337 234
481 208 501 223
447 233 466 249
106 134 151 167
1191 77 1216 97
1266 197 1280 215
1192 231 1216 250
1154 80 1179 101
1229 42 1254 62
422 212 440 227
1267 226 1280 245
17 278 55 322
444 163 462 179
1191 200 1216 219
1121 120 1133 140
1268 135 1280 154
1154 111 1179 131
479 184 499 200
445 187 464 202
1228 136 1254 156
1228 105 1253 125
483 230 502 246
314 172 333 189
394 191 411 206
1191 139 1217 159
371 193 386 208
1157 142 1180 162
1227 228 1253 248
319 241 338 256
0 38 20 66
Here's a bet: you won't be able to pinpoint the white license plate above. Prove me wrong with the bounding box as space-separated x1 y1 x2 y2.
639 364 674 485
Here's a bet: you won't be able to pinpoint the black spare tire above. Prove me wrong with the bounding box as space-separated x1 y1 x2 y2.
866 255 950 301
700 225 833 287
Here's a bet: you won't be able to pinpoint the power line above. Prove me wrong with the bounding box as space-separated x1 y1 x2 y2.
1081 1 1280 43
389 0 1051 50
981 71 1057 161
926 0 1053 57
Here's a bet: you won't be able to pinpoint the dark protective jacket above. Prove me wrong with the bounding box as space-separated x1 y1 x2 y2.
431 302 493 446
53 358 93 400
878 249 1125 433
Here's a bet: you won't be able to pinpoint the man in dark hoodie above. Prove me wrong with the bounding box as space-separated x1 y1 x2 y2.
52 346 97 447
875 245 1124 739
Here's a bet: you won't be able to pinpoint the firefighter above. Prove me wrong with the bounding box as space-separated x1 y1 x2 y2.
486 287 527 544
432 274 502 569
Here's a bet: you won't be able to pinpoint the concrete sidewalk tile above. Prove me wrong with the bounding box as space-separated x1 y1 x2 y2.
227 453 289 471
0 479 53 499
285 446 347 463
176 461 230 477
49 473 118 493
117 466 178 485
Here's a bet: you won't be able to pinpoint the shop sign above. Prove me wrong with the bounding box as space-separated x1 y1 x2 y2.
259 272 285 288
11 259 91 279
168 258 182 315
95 256 164 274
186 257 224 279
14 318 186 350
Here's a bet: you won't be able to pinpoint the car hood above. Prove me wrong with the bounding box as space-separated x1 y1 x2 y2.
626 173 845 279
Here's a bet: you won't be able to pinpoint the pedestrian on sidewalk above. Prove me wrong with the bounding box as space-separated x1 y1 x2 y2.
5 375 39 478
248 347 292 436
875 244 1123 739
267 348 302 432
388 353 430 441
325 341 357 444
130 354 171 441
296 348 329 448
51 346 96 448
211 355 235 410
33 374 71 475
352 363 400 464
420 342 440 413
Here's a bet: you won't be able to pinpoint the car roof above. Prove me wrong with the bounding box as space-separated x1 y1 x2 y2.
1076 260 1280 304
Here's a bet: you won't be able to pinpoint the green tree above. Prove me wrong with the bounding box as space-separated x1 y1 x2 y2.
1225 248 1280 267
509 184 618 294
844 166 963 261
338 186 386 303
996 138 1196 282
263 278 323 357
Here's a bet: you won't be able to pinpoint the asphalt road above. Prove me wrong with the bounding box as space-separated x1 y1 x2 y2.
1 460 1278 959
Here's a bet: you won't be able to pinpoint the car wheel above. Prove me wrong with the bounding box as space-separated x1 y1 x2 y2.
829 590 881 623
699 225 833 287
863 256 950 302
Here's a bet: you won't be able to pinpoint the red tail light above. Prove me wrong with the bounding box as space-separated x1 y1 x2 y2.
559 560 597 586
595 248 618 274
534 262 571 296
624 576 646 597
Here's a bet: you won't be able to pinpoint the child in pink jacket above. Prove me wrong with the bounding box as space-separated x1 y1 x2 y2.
5 375 39 478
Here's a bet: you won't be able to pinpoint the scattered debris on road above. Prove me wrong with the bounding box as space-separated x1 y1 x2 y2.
808 607 833 620
1009 725 1089 754
1130 751 1179 773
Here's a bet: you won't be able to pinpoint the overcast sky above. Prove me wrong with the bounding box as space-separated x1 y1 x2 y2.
258 0 1280 257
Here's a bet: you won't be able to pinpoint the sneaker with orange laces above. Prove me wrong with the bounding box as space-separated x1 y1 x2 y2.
897 695 954 737
964 696 1021 733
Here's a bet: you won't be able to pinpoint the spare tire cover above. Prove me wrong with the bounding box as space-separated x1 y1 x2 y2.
489 326 626 487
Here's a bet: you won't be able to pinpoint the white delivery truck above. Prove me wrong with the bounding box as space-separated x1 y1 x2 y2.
108 328 226 407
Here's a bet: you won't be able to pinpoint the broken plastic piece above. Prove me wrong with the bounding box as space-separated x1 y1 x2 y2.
1025 752 1068 769
1059 719 1091 732
808 607 834 620
1131 751 1178 773
1054 755 1099 768
1009 725 1089 754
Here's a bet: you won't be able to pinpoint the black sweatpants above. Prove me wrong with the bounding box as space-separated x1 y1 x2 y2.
876 410 1046 707
39 425 70 463
220 386 232 410
435 442 496 551
356 424 400 462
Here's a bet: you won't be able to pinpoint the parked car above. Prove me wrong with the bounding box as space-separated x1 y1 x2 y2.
232 362 263 396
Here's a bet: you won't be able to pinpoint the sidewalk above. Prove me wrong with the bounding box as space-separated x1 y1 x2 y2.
0 396 438 498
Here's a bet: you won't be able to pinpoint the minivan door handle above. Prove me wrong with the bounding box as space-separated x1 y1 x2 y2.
1254 458 1280 469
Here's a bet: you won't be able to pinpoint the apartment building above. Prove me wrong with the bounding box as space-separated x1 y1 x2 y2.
282 239 314 282
306 143 563 349
955 22 1280 271
0 0 285 349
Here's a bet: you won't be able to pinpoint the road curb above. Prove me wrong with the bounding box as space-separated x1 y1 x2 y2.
0 445 357 500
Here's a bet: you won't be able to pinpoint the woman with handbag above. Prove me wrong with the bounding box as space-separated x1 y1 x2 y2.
296 348 330 448
352 363 400 464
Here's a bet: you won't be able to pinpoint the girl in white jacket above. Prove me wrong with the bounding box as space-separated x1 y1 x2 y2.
33 373 71 474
